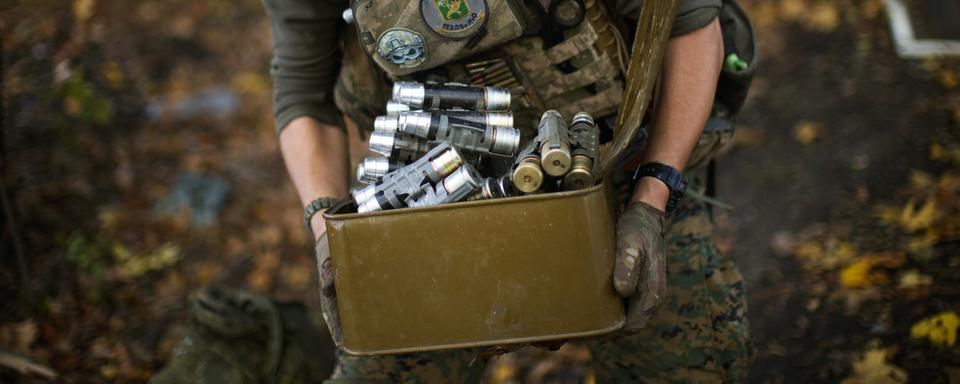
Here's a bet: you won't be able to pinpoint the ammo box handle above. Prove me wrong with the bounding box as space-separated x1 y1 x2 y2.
597 0 677 178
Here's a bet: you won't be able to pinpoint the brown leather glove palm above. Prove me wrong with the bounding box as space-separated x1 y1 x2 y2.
613 201 667 332
316 234 343 346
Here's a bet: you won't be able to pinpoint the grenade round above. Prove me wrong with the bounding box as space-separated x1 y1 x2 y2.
488 126 521 157
382 111 520 157
512 156 544 193
392 81 511 111
357 156 403 184
408 164 484 208
469 174 516 200
442 111 514 128
538 110 572 177
368 131 429 161
385 100 411 115
562 155 595 190
353 143 464 213
352 184 376 207
428 147 464 179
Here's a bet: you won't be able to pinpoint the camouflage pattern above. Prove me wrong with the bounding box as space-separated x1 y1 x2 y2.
335 29 393 135
326 348 486 384
316 234 344 346
501 17 625 127
587 193 753 383
150 287 332 384
613 200 668 331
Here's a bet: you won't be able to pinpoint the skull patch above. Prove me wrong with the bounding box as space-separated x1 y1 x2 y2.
377 29 427 68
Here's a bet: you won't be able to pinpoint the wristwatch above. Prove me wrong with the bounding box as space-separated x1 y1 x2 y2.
631 162 687 212
304 197 339 237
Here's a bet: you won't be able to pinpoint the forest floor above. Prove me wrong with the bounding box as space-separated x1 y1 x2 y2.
2 0 959 383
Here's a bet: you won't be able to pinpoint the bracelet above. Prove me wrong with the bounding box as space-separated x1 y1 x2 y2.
303 197 339 236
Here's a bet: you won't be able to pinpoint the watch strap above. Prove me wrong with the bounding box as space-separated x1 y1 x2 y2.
304 197 339 236
632 162 687 212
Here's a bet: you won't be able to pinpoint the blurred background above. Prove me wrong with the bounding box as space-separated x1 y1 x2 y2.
2 0 959 382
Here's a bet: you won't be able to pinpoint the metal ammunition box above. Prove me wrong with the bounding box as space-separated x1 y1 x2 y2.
322 0 676 355
323 183 623 355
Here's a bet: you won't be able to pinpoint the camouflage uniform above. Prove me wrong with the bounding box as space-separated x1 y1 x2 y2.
259 0 754 382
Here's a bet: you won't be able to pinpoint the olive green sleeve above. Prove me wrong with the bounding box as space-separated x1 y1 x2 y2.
262 0 349 134
615 0 722 37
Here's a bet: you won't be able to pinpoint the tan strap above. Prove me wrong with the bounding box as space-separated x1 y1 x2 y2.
597 0 678 177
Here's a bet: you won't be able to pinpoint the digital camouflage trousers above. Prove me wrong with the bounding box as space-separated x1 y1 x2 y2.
326 194 753 383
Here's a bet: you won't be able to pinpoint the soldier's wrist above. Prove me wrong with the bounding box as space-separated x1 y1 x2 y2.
630 177 670 212
311 214 327 241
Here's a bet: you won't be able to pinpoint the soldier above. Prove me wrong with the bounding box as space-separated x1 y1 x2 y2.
267 0 756 382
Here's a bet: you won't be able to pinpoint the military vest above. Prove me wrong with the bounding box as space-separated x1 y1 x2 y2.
336 0 756 169
339 0 626 130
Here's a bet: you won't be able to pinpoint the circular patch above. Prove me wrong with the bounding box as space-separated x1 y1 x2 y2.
377 28 427 68
420 0 487 39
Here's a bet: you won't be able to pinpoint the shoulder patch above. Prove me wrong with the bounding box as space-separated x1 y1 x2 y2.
377 28 428 68
420 0 487 39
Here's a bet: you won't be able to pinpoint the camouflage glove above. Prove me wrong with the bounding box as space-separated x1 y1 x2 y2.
613 201 667 332
316 234 343 346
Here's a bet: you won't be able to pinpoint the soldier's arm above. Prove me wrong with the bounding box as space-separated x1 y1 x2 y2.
631 18 724 210
263 0 350 239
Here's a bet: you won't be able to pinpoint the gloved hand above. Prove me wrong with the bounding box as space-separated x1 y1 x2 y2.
316 234 343 346
613 200 667 332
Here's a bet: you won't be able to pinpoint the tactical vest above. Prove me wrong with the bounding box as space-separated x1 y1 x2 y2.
336 0 756 169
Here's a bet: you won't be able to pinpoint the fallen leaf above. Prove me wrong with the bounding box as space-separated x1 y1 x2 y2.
793 121 825 145
779 0 805 21
74 0 95 23
841 346 907 384
911 311 960 347
898 270 933 289
909 170 934 191
840 253 906 288
808 4 840 32
795 239 857 271
940 70 959 90
899 199 939 233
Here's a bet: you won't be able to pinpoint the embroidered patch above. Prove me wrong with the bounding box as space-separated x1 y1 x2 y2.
420 0 487 39
377 28 427 68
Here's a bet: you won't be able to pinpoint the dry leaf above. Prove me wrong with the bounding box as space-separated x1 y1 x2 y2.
793 121 824 145
841 346 907 384
898 270 933 289
940 70 959 90
840 253 906 288
911 311 960 347
808 4 840 32
795 239 857 271
74 0 95 23
909 170 934 191
779 0 805 21
899 199 939 233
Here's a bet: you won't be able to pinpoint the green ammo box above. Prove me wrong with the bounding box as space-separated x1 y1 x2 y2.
324 184 624 355
322 0 677 356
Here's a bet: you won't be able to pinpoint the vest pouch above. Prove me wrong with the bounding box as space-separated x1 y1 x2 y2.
351 0 527 76
716 0 757 116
